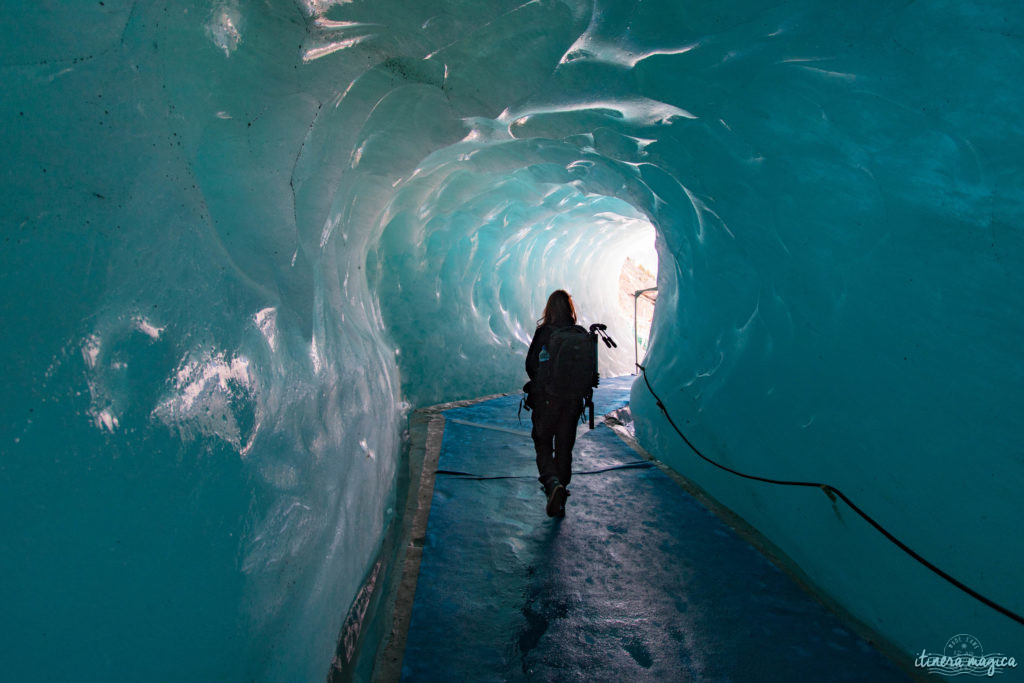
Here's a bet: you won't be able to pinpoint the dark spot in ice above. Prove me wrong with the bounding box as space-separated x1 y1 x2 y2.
518 602 549 657
518 593 569 662
623 638 653 668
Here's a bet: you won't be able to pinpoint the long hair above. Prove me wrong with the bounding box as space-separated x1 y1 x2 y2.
538 289 577 327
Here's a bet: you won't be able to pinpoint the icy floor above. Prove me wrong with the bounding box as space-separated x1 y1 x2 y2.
398 376 910 681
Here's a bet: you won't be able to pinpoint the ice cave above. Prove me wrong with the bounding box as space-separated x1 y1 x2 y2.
2 0 1022 680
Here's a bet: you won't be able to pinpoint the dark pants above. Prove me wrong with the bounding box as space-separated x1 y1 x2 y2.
531 394 584 492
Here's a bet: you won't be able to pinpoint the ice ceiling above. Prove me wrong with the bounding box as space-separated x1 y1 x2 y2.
2 0 1022 679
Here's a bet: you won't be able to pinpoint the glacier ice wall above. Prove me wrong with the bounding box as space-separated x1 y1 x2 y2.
2 0 1022 679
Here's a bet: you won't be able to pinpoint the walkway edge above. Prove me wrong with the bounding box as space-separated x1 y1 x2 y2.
371 392 514 682
371 410 444 682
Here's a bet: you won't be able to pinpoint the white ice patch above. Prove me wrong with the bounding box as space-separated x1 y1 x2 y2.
302 35 376 63
254 307 279 353
359 438 375 460
310 335 323 375
153 349 254 452
320 213 341 248
558 33 699 68
297 0 354 17
502 97 696 131
313 19 379 30
205 1 243 57
82 333 119 432
96 408 119 433
82 334 101 369
133 316 164 340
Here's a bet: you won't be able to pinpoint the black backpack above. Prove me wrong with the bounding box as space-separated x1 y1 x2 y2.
543 325 596 399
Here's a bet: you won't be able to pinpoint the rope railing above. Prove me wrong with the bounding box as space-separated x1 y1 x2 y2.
636 363 1024 628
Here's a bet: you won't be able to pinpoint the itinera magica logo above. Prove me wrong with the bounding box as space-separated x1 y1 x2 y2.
914 634 1017 677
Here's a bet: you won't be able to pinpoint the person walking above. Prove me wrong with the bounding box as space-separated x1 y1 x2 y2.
525 290 587 517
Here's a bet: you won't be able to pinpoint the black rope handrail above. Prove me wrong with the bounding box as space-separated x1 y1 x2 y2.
636 363 1024 628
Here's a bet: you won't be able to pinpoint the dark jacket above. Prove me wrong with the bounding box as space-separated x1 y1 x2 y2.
525 320 574 381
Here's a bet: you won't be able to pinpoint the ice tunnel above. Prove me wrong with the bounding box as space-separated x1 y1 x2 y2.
2 0 1023 680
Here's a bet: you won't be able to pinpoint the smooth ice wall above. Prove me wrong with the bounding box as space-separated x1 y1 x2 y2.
2 0 1022 680
1 2 409 680
625 0 1024 660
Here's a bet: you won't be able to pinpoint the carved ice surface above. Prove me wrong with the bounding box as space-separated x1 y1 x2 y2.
2 0 1022 680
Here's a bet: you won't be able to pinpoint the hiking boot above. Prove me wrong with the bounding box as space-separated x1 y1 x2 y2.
546 483 567 517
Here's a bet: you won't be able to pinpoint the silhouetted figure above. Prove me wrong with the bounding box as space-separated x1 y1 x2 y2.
525 290 586 517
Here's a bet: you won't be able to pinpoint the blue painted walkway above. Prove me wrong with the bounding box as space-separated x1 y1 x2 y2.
399 376 909 681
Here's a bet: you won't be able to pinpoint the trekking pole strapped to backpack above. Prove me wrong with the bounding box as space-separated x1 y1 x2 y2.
586 323 617 429
587 328 597 429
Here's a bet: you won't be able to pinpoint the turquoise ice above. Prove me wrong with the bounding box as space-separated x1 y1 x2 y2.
2 0 1022 680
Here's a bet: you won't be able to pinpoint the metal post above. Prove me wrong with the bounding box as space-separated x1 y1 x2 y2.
633 287 658 372
626 290 634 370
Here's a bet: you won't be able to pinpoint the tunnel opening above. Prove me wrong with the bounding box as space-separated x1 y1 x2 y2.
612 222 658 372
368 132 667 410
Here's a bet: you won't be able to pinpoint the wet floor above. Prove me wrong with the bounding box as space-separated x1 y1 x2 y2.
399 376 910 681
